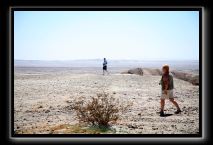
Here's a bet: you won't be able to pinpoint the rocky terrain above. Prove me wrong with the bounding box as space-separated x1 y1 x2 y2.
14 67 199 134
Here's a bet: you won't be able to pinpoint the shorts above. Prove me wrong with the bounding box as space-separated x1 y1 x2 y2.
161 89 174 99
103 66 107 70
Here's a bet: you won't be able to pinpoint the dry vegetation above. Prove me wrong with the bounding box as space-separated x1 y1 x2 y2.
70 91 132 128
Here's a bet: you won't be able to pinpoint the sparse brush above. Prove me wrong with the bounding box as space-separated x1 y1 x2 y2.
70 91 131 128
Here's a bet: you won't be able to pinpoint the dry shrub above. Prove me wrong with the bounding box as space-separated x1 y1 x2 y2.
70 92 131 128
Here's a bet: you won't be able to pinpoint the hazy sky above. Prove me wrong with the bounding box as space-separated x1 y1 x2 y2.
14 11 199 60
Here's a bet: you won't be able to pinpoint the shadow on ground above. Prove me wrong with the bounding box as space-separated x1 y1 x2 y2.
162 113 173 117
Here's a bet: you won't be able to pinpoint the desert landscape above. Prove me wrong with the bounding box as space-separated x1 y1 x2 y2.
14 60 199 134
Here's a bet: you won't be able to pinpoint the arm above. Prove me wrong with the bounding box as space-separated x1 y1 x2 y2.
159 76 162 85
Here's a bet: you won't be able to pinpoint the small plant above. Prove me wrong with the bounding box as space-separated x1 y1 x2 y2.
70 91 131 128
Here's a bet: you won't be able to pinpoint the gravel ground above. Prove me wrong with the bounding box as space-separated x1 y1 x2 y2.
14 67 199 134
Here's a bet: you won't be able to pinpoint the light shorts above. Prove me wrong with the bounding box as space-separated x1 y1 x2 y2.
161 89 174 99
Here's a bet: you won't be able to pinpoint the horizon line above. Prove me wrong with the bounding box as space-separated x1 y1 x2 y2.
14 59 199 61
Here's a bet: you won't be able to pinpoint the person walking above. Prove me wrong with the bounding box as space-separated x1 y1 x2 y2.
159 64 181 117
103 58 109 75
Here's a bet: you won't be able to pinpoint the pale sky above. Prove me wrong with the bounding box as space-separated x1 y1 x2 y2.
14 11 199 60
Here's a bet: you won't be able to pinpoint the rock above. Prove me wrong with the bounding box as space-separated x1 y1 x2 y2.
139 126 143 129
152 127 158 130
191 75 199 85
66 100 72 103
122 68 199 85
25 110 32 113
45 110 50 113
127 68 144 76
122 68 163 76
38 105 43 109
171 70 199 85
144 68 162 75
127 125 137 129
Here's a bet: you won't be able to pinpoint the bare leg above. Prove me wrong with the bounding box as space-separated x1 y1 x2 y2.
169 98 181 111
160 99 165 112
160 98 165 116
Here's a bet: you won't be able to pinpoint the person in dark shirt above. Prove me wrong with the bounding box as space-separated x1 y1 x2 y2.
159 64 181 117
103 58 109 75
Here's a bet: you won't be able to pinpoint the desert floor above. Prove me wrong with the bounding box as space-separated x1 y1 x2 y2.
14 67 199 134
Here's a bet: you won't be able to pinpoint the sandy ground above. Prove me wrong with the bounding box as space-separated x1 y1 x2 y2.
14 67 199 134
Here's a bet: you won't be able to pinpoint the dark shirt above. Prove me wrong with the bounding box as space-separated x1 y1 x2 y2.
159 74 174 90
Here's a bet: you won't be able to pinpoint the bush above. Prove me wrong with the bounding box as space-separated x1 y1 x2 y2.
70 92 131 128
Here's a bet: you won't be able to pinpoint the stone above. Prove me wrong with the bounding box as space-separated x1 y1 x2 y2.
45 110 50 113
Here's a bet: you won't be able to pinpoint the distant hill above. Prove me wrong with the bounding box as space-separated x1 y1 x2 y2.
14 59 199 71
122 68 199 85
